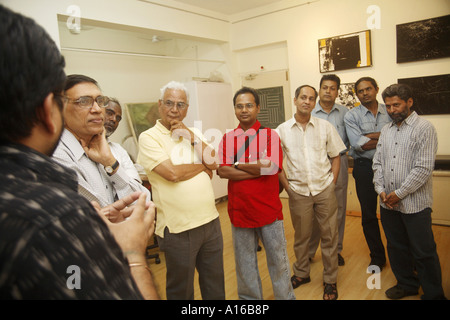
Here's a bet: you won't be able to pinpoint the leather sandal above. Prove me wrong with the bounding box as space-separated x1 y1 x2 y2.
290 275 311 289
323 283 338 300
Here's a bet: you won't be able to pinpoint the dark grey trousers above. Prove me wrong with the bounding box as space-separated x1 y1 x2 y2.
157 217 225 300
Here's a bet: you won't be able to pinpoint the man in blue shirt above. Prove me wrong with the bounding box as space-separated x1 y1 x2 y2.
311 74 349 266
344 77 391 271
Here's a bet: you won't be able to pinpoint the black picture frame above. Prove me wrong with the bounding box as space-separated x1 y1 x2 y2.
318 30 372 73
396 15 450 63
398 74 450 115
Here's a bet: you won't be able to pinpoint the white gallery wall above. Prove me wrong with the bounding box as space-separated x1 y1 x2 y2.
3 0 450 154
231 0 450 155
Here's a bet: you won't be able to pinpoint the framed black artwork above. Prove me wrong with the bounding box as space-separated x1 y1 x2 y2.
396 15 450 63
318 30 372 73
398 74 450 115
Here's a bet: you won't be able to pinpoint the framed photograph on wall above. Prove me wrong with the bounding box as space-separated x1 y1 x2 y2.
125 102 159 145
337 83 359 110
318 30 372 73
396 15 450 63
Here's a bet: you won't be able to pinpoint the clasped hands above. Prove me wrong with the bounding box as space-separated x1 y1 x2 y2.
379 191 401 209
92 192 156 259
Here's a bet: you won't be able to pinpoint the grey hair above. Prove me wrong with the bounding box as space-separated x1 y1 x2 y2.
159 81 190 102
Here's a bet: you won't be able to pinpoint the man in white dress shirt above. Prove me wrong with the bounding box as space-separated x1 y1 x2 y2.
277 85 346 300
53 74 150 208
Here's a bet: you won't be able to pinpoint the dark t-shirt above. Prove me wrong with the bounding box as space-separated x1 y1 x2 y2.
0 143 143 299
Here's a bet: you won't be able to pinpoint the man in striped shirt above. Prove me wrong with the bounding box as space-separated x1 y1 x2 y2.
373 83 446 300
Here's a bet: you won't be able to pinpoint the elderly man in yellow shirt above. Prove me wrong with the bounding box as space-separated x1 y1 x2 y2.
138 81 225 300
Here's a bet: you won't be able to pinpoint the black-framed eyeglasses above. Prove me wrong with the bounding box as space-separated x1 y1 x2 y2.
65 95 110 109
162 100 188 110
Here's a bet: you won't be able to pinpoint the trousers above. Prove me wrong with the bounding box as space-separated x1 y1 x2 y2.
381 207 446 300
288 183 338 283
352 158 386 264
157 218 225 300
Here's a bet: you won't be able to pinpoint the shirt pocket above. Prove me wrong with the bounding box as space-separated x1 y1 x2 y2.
360 119 375 134
310 129 328 151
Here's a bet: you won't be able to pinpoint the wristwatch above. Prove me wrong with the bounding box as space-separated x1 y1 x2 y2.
234 161 239 169
104 160 119 176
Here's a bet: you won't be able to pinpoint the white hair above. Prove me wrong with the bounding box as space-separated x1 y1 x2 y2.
159 81 190 102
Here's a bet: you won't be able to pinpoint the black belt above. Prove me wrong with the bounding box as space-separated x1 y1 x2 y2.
354 158 372 164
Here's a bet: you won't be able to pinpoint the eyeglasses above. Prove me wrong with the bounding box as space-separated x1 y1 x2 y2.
234 103 256 110
65 95 110 109
162 100 188 110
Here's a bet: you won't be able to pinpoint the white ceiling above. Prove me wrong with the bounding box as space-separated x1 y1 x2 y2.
171 0 284 15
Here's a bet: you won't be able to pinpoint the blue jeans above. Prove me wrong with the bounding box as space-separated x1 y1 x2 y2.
232 220 296 300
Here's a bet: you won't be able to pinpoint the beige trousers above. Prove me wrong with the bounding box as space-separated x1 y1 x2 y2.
288 182 339 283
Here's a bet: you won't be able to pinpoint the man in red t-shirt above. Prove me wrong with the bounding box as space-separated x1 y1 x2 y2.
218 87 295 300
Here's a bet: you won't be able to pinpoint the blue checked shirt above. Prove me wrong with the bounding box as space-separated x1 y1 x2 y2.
372 112 437 214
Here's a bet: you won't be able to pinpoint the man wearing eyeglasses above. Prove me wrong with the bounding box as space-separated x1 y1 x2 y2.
137 81 225 300
53 74 150 208
0 5 157 300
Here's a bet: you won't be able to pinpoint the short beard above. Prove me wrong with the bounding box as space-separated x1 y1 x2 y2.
389 110 409 124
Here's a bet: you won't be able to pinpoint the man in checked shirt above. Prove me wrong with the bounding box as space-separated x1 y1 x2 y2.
373 83 446 300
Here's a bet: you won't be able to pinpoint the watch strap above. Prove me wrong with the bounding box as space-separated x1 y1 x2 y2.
105 160 119 176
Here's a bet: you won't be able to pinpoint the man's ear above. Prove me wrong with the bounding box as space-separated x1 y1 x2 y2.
407 97 414 108
37 93 58 134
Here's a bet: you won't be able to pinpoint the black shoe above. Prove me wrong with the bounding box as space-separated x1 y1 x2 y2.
385 285 418 299
338 253 345 266
368 260 386 272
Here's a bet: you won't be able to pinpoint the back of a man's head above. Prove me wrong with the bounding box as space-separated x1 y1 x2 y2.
0 5 66 143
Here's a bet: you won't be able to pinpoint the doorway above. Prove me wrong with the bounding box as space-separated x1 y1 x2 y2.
241 69 292 128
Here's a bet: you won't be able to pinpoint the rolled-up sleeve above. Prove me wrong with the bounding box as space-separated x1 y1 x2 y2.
372 130 385 195
344 111 370 152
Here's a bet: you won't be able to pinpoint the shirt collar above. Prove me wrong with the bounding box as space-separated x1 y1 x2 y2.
362 102 387 116
60 129 86 161
155 119 171 135
235 120 262 137
314 101 340 114
0 142 78 190
388 110 418 129
290 115 316 129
